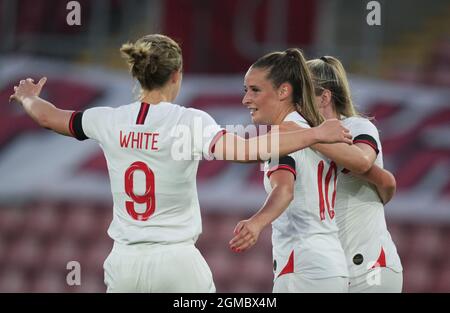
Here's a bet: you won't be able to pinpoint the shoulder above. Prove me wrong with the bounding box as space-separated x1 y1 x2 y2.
185 107 217 122
284 111 310 128
342 116 375 127
85 102 138 115
343 116 378 132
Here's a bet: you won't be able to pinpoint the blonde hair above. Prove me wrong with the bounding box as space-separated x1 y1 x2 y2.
251 48 324 127
307 56 358 117
120 34 182 91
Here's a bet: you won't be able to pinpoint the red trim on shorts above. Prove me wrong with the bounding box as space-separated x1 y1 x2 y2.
209 129 227 155
277 250 295 278
267 165 296 179
371 247 387 269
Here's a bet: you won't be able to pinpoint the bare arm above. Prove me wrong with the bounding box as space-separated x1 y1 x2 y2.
313 141 376 174
279 121 375 174
213 119 352 163
9 77 74 136
229 170 295 252
353 165 397 204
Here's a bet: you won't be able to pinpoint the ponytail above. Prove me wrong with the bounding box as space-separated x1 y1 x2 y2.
252 48 324 126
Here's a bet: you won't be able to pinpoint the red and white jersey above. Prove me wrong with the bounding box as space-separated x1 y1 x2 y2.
264 111 348 280
337 116 403 277
70 101 224 245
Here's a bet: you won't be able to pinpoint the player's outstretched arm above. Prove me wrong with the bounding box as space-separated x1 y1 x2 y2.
213 119 352 162
279 121 374 174
353 165 397 204
9 77 74 137
229 170 294 252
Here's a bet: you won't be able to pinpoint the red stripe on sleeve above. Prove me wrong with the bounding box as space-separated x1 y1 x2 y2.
354 139 378 153
267 165 296 179
209 129 227 155
68 111 77 137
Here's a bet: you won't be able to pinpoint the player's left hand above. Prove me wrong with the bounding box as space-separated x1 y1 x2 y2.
9 77 47 104
229 218 264 252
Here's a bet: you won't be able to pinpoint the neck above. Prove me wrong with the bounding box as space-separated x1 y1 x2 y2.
272 104 296 125
322 106 339 120
140 88 172 104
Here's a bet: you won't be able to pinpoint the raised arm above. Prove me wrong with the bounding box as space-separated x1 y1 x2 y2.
213 119 352 162
279 121 375 174
9 77 74 136
229 166 295 252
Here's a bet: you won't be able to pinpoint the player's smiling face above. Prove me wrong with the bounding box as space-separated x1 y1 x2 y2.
242 67 281 125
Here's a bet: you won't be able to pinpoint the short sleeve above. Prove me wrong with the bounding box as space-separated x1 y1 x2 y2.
79 107 114 142
267 155 297 180
187 108 225 160
69 111 88 141
346 118 380 155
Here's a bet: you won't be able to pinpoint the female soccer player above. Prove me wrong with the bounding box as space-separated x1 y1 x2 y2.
230 48 350 292
8 34 351 293
307 56 403 292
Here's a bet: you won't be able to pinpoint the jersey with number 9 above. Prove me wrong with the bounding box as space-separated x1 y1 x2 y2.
70 101 224 245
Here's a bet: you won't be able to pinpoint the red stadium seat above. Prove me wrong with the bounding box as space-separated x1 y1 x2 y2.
0 207 25 239
43 236 81 270
61 204 98 244
434 264 450 292
409 224 444 264
0 266 27 292
6 235 44 271
23 202 61 241
31 269 67 293
403 260 433 292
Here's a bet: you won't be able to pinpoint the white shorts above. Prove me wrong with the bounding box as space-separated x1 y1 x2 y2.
348 267 403 293
104 240 216 293
273 273 349 293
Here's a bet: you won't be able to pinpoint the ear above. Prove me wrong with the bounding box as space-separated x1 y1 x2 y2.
278 83 292 101
319 89 333 108
171 70 182 84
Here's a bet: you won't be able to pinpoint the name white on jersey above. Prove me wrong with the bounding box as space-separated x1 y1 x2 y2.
80 102 224 245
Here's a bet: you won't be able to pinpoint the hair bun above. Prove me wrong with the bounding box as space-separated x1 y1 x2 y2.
285 48 298 57
120 34 182 91
148 54 159 74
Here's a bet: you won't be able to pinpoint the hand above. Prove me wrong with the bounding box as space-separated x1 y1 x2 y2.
229 218 264 252
9 77 47 104
315 118 352 144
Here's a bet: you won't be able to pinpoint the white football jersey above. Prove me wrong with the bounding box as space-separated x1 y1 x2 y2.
70 101 224 245
337 116 403 277
264 112 348 280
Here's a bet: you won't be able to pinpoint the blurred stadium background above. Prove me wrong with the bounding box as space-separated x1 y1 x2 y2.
0 0 449 292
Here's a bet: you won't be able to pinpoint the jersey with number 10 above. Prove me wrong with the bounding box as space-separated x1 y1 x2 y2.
264 112 348 280
70 101 224 245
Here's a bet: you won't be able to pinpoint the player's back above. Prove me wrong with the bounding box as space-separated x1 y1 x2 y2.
79 101 223 245
264 112 348 280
